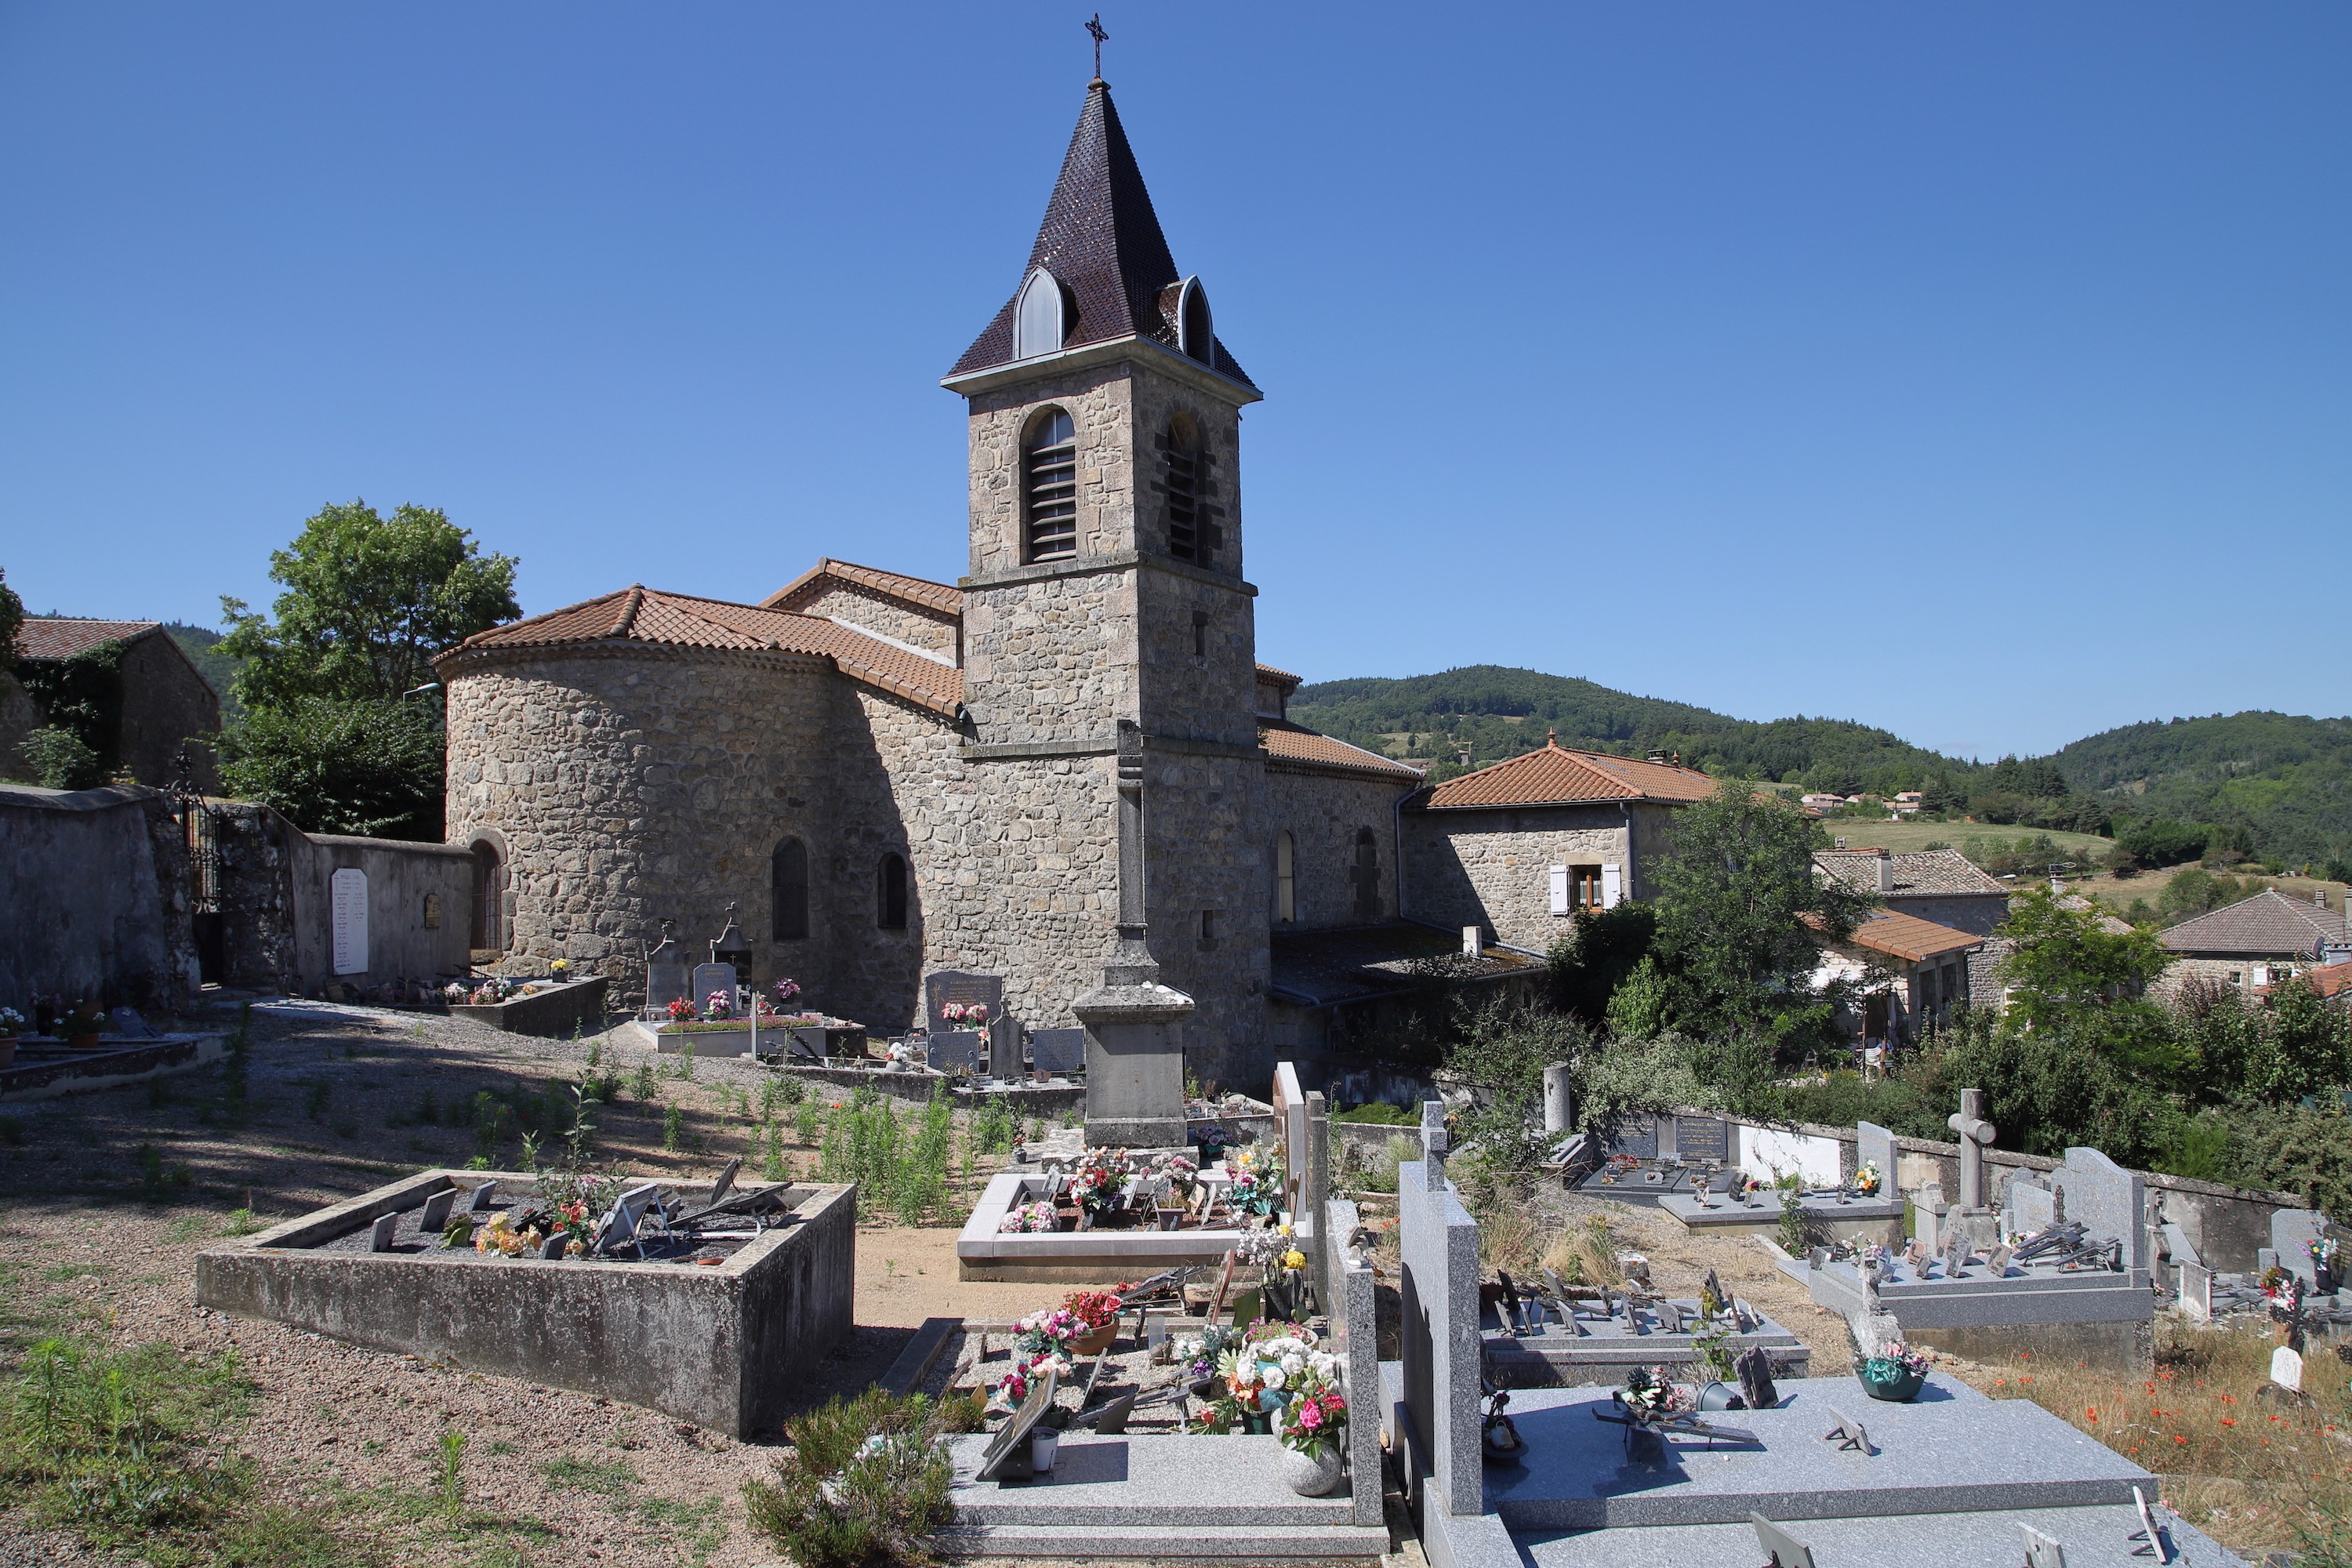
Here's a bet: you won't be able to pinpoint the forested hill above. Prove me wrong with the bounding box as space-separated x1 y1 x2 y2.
2054 712 2352 867
1287 666 1962 790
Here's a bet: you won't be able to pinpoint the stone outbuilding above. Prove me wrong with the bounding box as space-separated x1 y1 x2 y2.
2155 887 2350 998
5 618 220 788
1810 909 1985 1049
1813 847 2010 935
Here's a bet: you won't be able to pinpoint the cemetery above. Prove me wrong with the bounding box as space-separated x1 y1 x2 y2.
0 1010 227 1102
195 1163 857 1438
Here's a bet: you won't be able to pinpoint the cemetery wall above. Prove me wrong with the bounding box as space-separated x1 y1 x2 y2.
1265 763 1411 927
1402 800 1678 952
0 782 198 1012
285 833 475 994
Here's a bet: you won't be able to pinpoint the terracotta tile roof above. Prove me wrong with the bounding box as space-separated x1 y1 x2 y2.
1258 720 1423 782
1269 921 1538 1008
16 618 163 660
1417 738 1718 810
2158 888 2347 958
2056 893 2136 936
949 83 1254 389
437 586 964 717
1254 663 1303 688
1814 848 2009 898
2292 960 2352 1000
761 558 964 619
1842 910 1987 964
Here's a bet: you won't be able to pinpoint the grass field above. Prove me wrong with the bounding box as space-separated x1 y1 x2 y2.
1812 817 2114 860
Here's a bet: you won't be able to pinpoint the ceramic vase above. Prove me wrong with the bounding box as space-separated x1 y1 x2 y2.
1073 1323 1117 1356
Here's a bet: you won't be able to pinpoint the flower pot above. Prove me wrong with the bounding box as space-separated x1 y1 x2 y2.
1073 1323 1117 1356
1030 1428 1059 1472
2316 1263 2339 1296
1156 1207 1185 1232
1696 1380 1742 1411
1278 1437 1345 1496
1857 1361 1926 1403
67 1033 103 1051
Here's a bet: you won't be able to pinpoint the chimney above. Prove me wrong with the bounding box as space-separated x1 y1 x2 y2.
1876 848 1894 895
1646 748 1668 764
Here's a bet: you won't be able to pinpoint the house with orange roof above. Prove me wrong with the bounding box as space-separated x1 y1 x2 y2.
1809 909 1987 1049
1395 735 1717 952
431 82 1432 1088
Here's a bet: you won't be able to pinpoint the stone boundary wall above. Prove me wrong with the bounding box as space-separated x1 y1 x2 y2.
0 782 198 1011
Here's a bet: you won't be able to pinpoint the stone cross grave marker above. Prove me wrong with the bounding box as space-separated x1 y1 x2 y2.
924 971 1004 1036
689 963 737 1018
2273 1345 2305 1394
1029 1028 1085 1076
1398 1097 1481 1519
647 952 690 1009
1947 1087 1997 1210
926 1031 982 1073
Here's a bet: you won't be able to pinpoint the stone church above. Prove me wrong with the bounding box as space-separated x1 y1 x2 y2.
437 80 1714 1090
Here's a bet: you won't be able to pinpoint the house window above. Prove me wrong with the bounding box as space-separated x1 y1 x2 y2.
470 840 505 951
1275 831 1296 923
771 837 808 941
1569 865 1604 912
1025 409 1078 562
1165 416 1200 561
876 852 908 930
1352 828 1380 920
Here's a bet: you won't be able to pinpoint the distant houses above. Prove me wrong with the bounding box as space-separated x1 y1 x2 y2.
1808 847 2008 1047
2154 886 2350 997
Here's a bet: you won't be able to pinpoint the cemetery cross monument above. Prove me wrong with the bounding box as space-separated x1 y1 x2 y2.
1076 720 1194 1147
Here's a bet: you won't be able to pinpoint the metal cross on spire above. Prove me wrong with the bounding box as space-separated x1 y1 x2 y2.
1085 13 1109 81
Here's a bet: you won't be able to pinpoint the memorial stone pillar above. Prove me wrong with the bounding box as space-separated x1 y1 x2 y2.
1077 722 1193 1148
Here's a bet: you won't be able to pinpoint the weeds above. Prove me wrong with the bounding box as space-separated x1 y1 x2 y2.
135 1144 191 1203
434 1428 466 1518
662 1101 683 1152
816 1088 957 1223
632 1061 658 1102
742 1389 955 1568
969 1099 1015 1155
564 1085 597 1163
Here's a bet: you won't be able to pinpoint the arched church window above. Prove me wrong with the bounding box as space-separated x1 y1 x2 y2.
1165 414 1200 562
1276 830 1296 924
877 852 909 931
1175 276 1212 363
1013 267 1066 360
1025 409 1078 563
771 837 808 941
470 840 506 951
1352 828 1381 921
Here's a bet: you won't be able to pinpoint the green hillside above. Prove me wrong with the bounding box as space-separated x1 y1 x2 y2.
2054 712 2352 868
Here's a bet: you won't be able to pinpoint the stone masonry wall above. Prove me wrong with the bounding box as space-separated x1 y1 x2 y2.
966 361 1137 575
1886 892 2010 938
1135 561 1258 750
1142 746 1270 1090
962 566 1136 746
1404 802 1637 952
1266 764 1412 928
785 583 960 660
1129 361 1246 576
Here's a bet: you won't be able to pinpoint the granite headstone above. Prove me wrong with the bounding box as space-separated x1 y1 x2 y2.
1029 1028 1086 1076
688 962 737 1018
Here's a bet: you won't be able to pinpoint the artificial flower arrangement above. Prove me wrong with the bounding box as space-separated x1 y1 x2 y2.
2261 1265 2302 1304
1013 1307 1087 1359
1853 1162 1882 1196
1232 1225 1291 1268
0 1007 24 1039
1172 1323 1235 1386
473 1208 584 1258
549 958 571 978
774 978 802 1007
1062 1290 1123 1333
1861 1341 1929 1381
996 1200 1060 1235
1613 1365 1691 1420
701 989 733 1021
1150 1150 1200 1196
1279 1377 1348 1461
940 1001 990 1025
1225 1164 1272 1219
994 1351 1070 1408
1069 1149 1129 1216
2310 1236 2341 1271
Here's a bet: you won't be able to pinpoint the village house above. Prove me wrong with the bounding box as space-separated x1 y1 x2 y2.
2155 887 2350 998
1813 846 2010 935
1811 909 1985 1051
2 617 219 788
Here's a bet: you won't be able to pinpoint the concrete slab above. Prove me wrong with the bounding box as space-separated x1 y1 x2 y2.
946 1432 1363 1527
1482 1298 1811 1388
0 1033 227 1103
1483 1377 2153 1530
1661 1190 1904 1243
956 1170 1246 1282
1518 1502 2248 1566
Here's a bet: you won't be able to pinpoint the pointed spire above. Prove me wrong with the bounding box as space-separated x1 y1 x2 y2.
949 83 1252 388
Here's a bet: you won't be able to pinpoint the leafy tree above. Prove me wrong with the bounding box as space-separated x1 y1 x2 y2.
2253 976 2352 1105
1544 901 1656 1024
218 501 517 708
1603 956 1669 1041
1647 788 1873 1051
0 566 22 658
214 693 445 839
1440 1002 1594 1176
1994 887 2179 1073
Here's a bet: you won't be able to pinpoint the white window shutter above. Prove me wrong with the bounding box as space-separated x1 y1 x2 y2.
1548 865 1570 916
1601 863 1623 909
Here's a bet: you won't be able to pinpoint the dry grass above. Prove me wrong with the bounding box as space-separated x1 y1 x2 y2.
1964 1319 2352 1560
1540 1214 1624 1289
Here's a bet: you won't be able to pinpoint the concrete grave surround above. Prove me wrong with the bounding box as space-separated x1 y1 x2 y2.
194 1168 855 1437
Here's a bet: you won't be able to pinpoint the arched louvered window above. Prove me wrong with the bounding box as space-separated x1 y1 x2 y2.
877 852 909 931
771 837 808 941
1276 831 1296 924
1165 414 1200 562
1025 409 1078 562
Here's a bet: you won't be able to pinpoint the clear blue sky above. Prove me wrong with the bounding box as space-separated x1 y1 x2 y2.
3 4 2343 760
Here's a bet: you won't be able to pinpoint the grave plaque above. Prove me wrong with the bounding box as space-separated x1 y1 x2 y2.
1675 1116 1730 1164
927 1031 982 1073
647 958 691 1010
331 867 370 977
1736 1347 1780 1410
786 1025 827 1061
688 963 737 1018
469 1180 498 1212
1750 1513 1816 1568
706 1156 742 1210
369 1213 398 1251
1029 1028 1086 1076
2273 1345 2305 1393
2020 1524 2066 1568
976 1367 1059 1482
419 1189 458 1235
1607 1118 1659 1161
924 971 1004 1035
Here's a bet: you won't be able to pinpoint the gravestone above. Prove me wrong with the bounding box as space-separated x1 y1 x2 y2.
688 963 737 1018
1675 1116 1730 1165
1607 1118 1659 1161
1397 1100 1483 1520
2272 1345 2304 1394
331 867 370 977
706 1157 741 1210
1075 938 1192 1148
2008 1179 2056 1239
2179 1260 2213 1322
1274 1062 1308 1218
1856 1120 1899 1192
2052 1146 2148 1275
2273 1209 2330 1287
924 971 1004 1035
469 1180 498 1212
1947 1088 1997 1211
926 1031 982 1073
369 1213 397 1251
2020 1524 2066 1568
786 1026 827 1062
107 1007 155 1039
419 1189 457 1235
1941 1228 1971 1279
985 1012 1021 1074
1029 1028 1085 1076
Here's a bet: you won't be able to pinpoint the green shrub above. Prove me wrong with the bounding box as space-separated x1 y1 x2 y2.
742 1390 955 1568
1333 1102 1415 1125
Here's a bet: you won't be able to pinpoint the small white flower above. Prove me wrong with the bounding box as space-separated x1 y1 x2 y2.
1260 1363 1287 1390
1309 1351 1338 1378
1280 1352 1305 1377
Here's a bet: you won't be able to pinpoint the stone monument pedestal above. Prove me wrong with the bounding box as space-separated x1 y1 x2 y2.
1075 933 1193 1149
